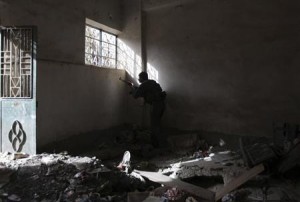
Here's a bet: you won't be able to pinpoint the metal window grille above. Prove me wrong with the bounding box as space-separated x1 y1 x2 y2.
0 28 33 98
85 25 117 68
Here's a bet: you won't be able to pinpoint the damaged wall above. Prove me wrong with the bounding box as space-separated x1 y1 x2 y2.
0 0 127 147
145 0 300 137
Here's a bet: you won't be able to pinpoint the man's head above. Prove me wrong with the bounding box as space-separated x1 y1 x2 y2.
138 71 148 83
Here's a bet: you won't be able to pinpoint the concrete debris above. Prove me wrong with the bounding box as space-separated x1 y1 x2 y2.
0 168 14 189
156 135 299 201
134 169 215 201
163 187 185 201
221 189 251 202
215 164 265 201
277 142 300 173
185 196 198 202
219 139 226 147
7 194 21 201
142 196 161 202
239 138 277 168
41 155 59 166
127 191 151 202
1 130 300 202
128 187 199 202
0 152 146 202
240 133 300 175
160 150 245 183
273 122 300 155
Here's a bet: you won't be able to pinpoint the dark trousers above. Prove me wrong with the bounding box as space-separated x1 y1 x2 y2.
150 100 165 148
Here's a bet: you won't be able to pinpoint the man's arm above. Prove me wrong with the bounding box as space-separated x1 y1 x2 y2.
132 83 146 99
119 77 133 86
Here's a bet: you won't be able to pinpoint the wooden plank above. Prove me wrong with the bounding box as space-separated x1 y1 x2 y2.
134 169 215 201
215 164 265 201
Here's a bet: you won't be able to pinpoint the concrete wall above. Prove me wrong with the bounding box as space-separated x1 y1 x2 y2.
37 61 127 146
120 0 142 55
0 0 127 147
2 0 299 148
0 0 121 63
145 0 300 137
119 0 146 127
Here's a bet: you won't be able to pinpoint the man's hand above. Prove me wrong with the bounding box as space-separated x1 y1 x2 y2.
119 77 133 87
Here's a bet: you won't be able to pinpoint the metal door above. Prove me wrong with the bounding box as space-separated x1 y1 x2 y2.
0 27 36 154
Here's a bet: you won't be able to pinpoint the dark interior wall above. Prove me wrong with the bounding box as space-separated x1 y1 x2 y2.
103 0 146 130
120 0 142 55
0 0 121 63
146 0 300 137
118 0 145 126
0 0 128 147
37 61 127 146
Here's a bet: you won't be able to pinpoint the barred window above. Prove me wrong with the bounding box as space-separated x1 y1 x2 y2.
85 19 150 82
85 25 116 68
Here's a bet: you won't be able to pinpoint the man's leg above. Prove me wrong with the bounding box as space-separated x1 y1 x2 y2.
151 101 165 148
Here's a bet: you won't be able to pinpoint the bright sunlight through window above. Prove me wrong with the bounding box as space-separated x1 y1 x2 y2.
85 19 159 83
85 25 116 68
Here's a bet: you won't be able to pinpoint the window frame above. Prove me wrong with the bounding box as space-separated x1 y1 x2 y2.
85 24 118 69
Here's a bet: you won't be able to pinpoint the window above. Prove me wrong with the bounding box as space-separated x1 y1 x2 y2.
84 19 155 83
85 25 117 68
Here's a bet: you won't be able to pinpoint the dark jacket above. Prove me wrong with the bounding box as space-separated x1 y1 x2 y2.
133 80 165 105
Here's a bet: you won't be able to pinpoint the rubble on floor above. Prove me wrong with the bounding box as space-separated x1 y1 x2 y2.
1 127 300 202
0 152 145 202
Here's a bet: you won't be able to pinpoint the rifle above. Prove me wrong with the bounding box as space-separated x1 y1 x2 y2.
119 77 134 87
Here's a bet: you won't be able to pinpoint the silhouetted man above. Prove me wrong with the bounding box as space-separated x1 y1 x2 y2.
131 72 166 148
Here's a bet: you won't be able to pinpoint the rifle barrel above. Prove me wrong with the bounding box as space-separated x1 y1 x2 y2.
119 77 133 86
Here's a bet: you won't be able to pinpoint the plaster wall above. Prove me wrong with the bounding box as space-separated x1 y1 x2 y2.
0 0 121 63
146 0 300 137
37 62 127 146
0 0 126 147
120 0 142 55
119 0 146 127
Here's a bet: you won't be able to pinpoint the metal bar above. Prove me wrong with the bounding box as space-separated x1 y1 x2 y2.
0 29 2 152
9 30 12 97
29 28 32 98
22 30 25 97
13 38 17 97
0 30 2 97
100 30 102 66
19 32 22 97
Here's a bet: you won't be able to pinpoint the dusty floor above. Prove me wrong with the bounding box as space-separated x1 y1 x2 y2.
1 125 300 202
